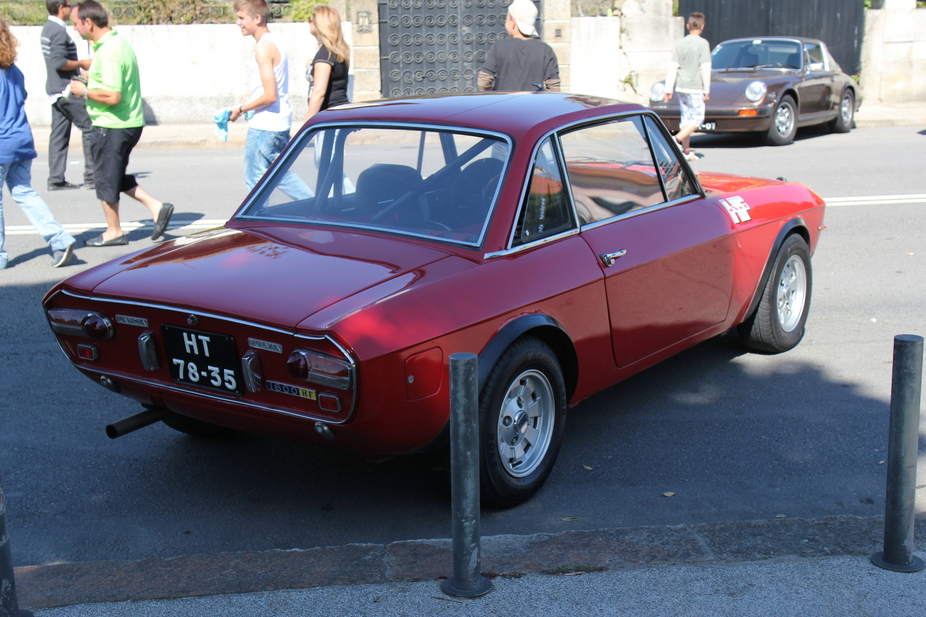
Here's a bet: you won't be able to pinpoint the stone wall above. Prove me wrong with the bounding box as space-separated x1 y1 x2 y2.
9 0 924 126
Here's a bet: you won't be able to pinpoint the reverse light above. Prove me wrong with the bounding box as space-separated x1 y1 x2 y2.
745 80 767 102
286 349 354 390
47 308 114 340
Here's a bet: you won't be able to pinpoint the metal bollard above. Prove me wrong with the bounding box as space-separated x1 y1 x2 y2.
441 353 493 598
871 335 925 573
0 471 34 617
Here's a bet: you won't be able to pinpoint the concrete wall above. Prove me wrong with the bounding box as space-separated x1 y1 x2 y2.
9 0 924 126
861 0 926 103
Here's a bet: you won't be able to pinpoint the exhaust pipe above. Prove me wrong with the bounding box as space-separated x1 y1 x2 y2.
106 407 170 439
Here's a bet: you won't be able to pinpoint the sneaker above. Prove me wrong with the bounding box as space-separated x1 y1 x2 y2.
48 181 80 191
684 151 699 162
51 242 76 268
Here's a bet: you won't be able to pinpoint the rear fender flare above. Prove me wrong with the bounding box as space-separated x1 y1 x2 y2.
478 314 579 401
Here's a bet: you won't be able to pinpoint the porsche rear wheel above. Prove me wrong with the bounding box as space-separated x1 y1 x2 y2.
479 336 566 507
764 95 798 146
739 234 812 354
829 90 855 133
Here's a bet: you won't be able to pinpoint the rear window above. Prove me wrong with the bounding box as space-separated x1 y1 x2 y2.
238 125 510 247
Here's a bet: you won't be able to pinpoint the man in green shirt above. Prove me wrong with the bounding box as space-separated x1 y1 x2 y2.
69 0 173 247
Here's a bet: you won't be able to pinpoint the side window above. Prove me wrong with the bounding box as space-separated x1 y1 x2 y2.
559 116 663 225
805 43 826 70
513 136 574 246
643 116 698 203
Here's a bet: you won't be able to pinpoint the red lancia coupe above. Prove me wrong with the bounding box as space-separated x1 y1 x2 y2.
44 93 825 506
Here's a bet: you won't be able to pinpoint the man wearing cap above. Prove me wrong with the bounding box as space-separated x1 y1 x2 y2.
478 0 560 92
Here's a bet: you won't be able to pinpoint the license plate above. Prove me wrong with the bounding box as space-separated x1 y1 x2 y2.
162 325 243 395
699 122 716 131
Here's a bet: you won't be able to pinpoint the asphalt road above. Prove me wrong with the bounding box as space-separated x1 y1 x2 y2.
2 124 924 567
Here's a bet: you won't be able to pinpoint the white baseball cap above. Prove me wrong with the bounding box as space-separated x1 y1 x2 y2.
508 0 538 38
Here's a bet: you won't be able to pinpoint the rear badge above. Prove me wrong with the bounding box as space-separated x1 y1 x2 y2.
267 381 317 400
720 196 752 224
248 338 283 354
116 315 148 327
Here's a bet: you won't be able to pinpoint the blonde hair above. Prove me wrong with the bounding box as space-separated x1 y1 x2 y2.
0 18 17 69
311 4 349 67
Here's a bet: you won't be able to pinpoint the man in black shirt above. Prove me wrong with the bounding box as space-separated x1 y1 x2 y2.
478 0 560 93
40 0 94 190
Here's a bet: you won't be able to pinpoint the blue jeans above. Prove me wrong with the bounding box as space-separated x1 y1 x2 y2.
0 158 76 269
244 127 313 199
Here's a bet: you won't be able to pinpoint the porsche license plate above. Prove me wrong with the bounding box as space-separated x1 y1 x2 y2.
162 325 243 395
699 122 716 131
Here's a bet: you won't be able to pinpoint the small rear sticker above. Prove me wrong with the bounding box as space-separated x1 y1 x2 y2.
267 381 317 400
720 196 751 224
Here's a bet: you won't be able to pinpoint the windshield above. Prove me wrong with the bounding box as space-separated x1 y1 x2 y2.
711 39 803 70
238 125 510 247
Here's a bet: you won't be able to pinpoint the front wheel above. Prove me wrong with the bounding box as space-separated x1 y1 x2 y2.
828 89 855 133
763 95 798 146
479 336 567 507
739 234 812 354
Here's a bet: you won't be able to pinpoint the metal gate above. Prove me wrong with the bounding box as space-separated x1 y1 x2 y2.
677 0 865 74
378 0 528 98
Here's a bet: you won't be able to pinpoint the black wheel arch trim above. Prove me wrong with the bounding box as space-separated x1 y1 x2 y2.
743 217 810 321
477 314 579 401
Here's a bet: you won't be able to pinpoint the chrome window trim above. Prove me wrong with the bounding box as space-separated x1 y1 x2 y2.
485 227 581 260
500 109 705 257
235 121 513 250
577 194 703 232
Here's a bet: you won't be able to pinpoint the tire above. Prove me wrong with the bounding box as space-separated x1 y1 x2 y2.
479 336 567 507
828 89 855 133
162 411 237 438
739 234 812 354
763 95 798 146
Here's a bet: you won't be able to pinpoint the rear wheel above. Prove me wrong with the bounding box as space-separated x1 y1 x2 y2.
479 336 567 507
828 89 855 133
739 234 812 353
763 95 798 146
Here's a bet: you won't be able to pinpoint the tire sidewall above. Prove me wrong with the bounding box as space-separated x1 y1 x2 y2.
479 337 567 506
764 234 812 348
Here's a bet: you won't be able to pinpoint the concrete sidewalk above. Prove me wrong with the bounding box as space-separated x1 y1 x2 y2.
14 514 926 615
28 101 926 152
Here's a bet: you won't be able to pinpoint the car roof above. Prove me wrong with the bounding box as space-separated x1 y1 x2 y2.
307 92 648 139
717 36 824 47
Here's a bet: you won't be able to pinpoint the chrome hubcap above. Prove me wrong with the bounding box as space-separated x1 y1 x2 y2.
777 255 807 332
496 369 554 478
775 103 794 136
840 95 852 124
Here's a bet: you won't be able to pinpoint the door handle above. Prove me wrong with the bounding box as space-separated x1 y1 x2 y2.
600 250 627 267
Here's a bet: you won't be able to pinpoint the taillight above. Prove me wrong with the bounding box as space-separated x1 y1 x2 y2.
47 308 114 340
286 349 353 390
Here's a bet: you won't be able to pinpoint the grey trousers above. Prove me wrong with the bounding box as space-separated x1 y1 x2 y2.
48 94 94 185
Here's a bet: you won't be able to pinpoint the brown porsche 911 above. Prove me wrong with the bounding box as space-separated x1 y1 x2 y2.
649 37 861 146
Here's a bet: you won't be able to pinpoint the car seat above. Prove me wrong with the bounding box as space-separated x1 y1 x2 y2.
354 164 422 222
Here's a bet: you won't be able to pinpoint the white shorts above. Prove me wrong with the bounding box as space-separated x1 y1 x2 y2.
679 92 706 128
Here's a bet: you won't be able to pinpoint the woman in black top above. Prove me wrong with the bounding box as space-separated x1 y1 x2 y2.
306 4 349 122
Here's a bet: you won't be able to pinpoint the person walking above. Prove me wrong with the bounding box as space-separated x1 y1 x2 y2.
41 0 94 191
477 0 560 93
0 17 76 269
229 0 310 198
663 12 711 161
305 3 349 122
68 0 174 247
